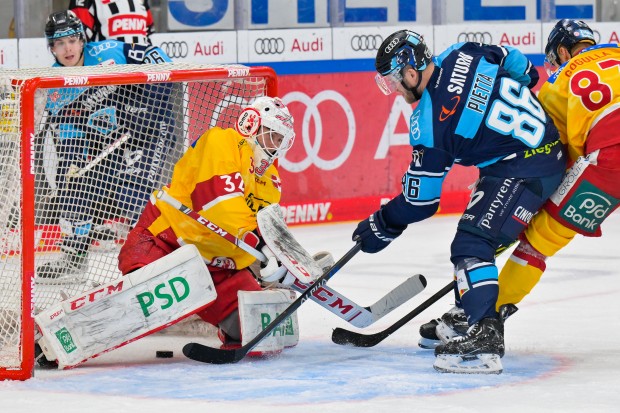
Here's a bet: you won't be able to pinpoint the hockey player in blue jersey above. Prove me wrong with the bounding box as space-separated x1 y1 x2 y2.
37 10 175 282
353 30 567 374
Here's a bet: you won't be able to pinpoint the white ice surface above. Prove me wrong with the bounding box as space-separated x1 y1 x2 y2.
1 212 619 413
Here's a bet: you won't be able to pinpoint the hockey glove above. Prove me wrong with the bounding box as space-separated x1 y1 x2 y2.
353 209 406 253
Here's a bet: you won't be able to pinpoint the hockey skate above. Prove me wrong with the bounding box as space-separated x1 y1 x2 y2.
433 317 505 374
36 249 89 285
418 306 468 349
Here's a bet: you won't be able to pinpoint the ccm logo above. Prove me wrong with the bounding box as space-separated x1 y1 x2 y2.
69 280 125 311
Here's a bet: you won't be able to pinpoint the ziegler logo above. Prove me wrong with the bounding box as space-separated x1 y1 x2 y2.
146 72 171 82
64 76 89 86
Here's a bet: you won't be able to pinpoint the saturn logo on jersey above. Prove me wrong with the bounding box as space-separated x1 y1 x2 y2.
439 95 461 121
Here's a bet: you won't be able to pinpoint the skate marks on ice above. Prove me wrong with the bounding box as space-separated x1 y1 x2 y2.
16 342 564 403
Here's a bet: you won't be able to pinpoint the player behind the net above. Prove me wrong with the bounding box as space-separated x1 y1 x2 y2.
354 30 567 374
37 10 175 283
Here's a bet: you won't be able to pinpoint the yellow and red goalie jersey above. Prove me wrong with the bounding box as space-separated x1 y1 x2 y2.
538 44 620 162
146 127 282 270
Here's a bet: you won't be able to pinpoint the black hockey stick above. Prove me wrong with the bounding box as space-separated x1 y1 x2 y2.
331 280 454 347
183 242 362 364
158 190 426 328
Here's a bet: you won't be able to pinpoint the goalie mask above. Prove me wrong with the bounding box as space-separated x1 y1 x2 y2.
236 97 295 177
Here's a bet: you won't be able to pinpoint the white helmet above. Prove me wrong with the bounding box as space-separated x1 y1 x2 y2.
236 96 295 176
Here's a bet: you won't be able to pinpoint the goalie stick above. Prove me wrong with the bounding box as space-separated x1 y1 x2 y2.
183 241 362 364
331 281 454 347
156 190 426 328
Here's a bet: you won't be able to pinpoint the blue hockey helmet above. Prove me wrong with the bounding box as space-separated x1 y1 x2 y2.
45 10 86 48
545 19 596 67
374 30 433 95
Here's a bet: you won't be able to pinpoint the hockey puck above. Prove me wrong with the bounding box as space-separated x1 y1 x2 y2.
156 350 174 358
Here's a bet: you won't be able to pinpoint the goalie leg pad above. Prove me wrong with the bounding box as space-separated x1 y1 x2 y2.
196 268 261 326
35 244 217 369
238 289 299 356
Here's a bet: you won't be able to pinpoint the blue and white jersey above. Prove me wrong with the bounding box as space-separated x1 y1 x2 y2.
382 42 565 227
47 40 171 116
412 42 558 171
45 40 171 142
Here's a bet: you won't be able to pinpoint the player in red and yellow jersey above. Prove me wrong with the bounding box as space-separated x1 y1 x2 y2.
497 20 620 308
118 96 295 342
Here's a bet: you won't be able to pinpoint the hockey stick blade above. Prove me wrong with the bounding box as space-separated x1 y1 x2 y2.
183 242 362 364
331 280 454 347
365 274 427 319
290 273 426 328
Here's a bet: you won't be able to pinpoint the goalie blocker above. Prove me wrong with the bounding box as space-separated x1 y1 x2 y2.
35 244 217 369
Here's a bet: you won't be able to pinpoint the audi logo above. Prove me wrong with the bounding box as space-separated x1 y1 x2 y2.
592 29 602 44
254 38 285 55
351 34 383 52
457 32 492 44
160 41 188 58
280 90 356 173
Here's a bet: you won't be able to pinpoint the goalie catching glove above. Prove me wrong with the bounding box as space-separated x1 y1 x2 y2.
353 207 407 253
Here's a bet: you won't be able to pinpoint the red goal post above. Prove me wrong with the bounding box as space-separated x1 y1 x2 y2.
0 63 277 380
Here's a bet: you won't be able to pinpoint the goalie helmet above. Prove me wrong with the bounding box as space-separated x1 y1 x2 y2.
236 96 295 177
544 19 596 68
45 10 86 48
374 30 433 95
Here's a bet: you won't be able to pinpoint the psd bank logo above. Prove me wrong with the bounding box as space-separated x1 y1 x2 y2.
560 181 619 234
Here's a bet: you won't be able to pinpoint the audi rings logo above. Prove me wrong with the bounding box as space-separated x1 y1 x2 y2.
592 30 602 44
160 41 188 58
280 91 356 173
255 38 285 55
457 32 492 44
351 34 383 52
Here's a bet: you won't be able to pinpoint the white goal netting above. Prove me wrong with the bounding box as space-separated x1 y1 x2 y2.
0 63 274 378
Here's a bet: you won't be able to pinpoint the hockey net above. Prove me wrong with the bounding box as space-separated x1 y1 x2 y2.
0 63 276 380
